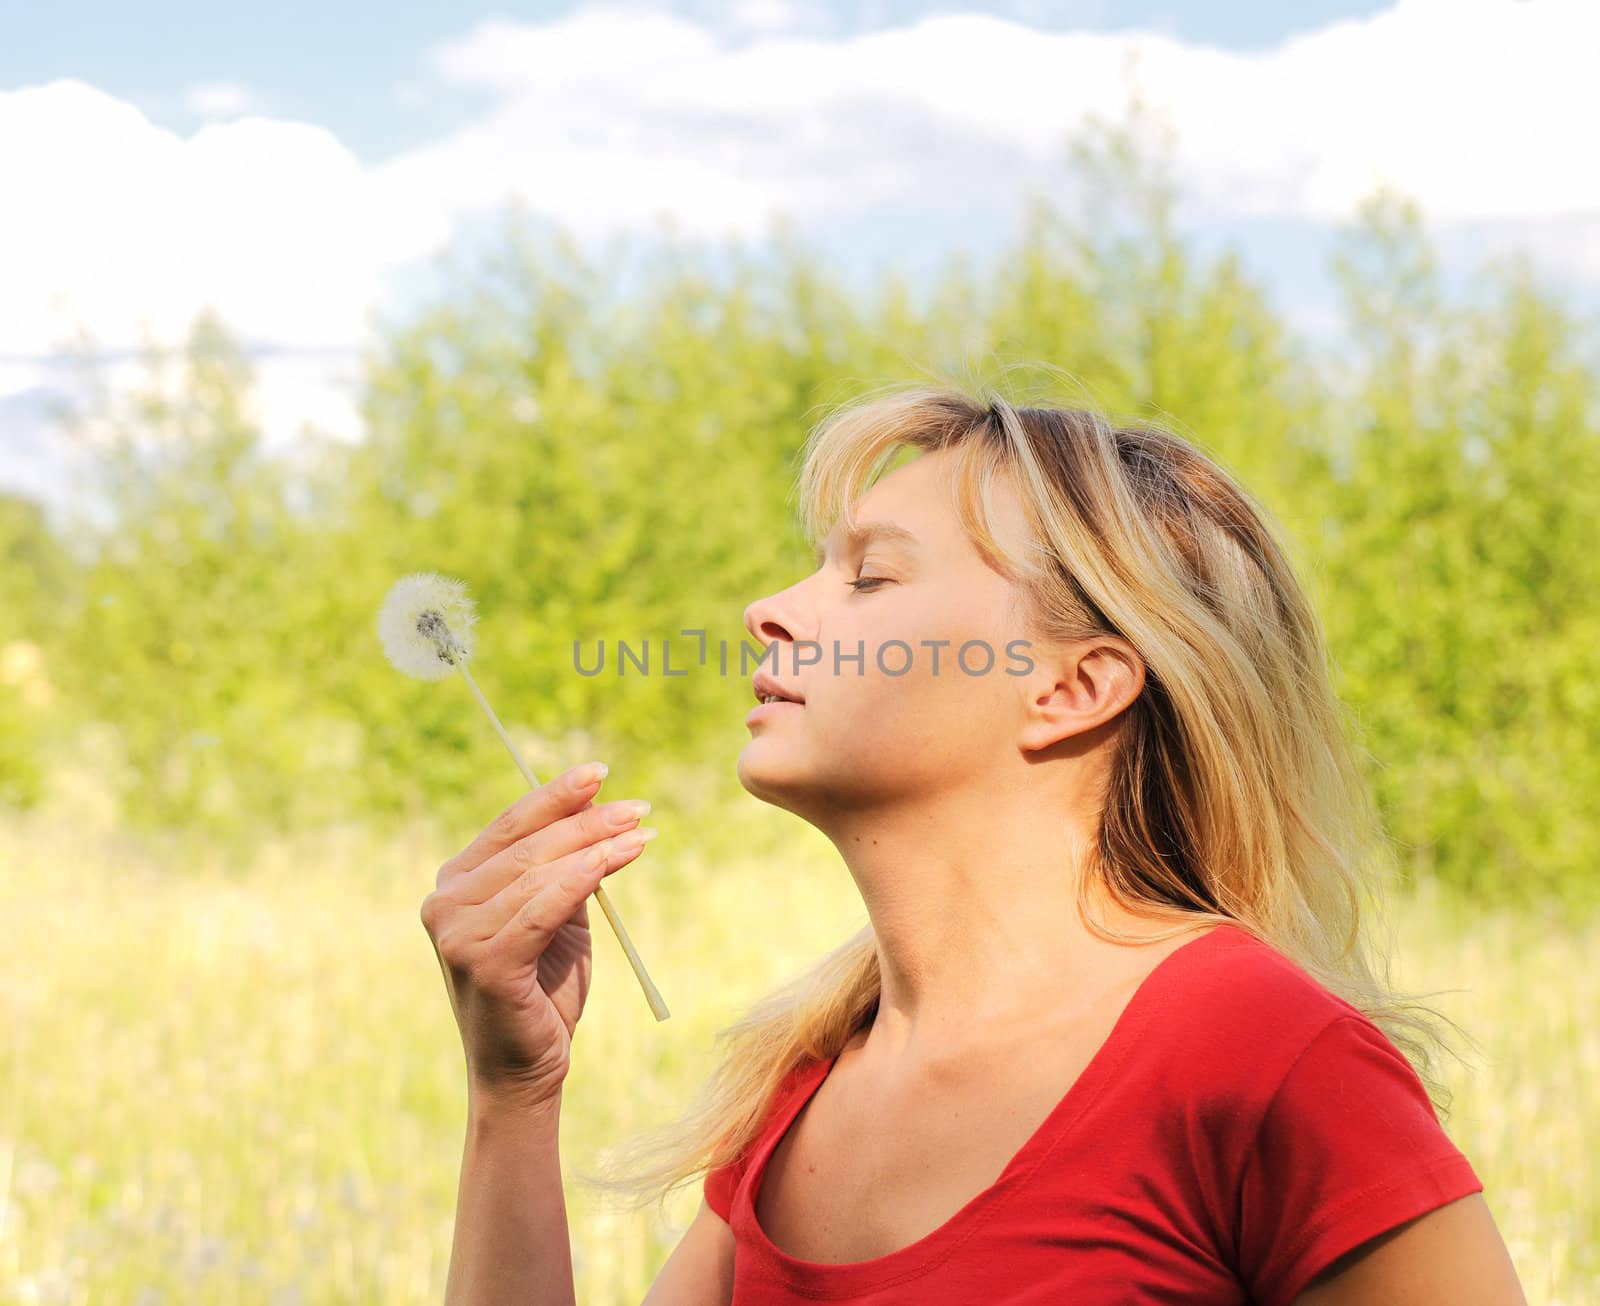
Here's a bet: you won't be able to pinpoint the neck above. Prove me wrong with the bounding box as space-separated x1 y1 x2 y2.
821 780 1162 1068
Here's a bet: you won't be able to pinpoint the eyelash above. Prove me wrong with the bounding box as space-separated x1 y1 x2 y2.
847 577 889 592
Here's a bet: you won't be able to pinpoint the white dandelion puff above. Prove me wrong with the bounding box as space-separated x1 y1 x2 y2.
377 571 478 681
375 570 671 1021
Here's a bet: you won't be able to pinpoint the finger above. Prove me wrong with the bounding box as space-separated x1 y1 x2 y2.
437 761 608 887
486 829 653 960
484 823 656 927
454 796 653 907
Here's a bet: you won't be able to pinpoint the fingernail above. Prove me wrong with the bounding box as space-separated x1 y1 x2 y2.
576 761 608 787
608 800 651 827
613 826 659 851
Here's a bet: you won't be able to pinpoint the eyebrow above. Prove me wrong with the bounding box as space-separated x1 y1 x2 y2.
813 519 920 565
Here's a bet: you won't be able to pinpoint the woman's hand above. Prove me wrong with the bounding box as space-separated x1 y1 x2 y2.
419 761 657 1110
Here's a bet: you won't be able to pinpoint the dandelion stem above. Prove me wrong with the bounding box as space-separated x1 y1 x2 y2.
455 661 540 789
453 660 671 1022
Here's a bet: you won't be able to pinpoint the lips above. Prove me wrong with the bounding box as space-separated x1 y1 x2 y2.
752 670 805 705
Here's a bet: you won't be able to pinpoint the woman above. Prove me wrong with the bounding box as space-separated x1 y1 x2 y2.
422 385 1527 1304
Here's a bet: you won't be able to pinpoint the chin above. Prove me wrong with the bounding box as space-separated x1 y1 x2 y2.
736 746 812 810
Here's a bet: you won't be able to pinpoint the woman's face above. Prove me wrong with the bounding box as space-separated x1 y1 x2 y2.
739 448 1041 819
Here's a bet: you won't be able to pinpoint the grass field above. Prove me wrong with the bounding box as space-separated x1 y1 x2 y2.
1 791 1593 1304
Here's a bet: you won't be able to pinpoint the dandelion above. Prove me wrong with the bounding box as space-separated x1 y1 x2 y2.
377 571 670 1020
376 572 477 681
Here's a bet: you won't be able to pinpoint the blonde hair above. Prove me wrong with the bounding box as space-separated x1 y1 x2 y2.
573 375 1472 1220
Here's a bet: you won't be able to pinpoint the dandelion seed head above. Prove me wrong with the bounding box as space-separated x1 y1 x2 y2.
377 571 478 680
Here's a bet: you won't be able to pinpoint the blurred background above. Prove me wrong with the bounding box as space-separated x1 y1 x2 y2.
2 1 1596 1301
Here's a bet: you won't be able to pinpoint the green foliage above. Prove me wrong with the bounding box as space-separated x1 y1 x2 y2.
0 493 70 808
44 313 367 854
10 119 1598 908
1316 192 1600 906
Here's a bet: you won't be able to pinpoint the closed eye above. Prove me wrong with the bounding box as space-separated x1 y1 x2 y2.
847 576 890 592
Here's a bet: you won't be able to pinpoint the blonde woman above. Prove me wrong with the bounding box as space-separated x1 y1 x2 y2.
423 386 1526 1304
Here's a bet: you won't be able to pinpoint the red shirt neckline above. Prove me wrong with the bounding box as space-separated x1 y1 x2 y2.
733 921 1244 1297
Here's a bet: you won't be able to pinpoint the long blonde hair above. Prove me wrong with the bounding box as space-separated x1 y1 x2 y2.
573 376 1472 1219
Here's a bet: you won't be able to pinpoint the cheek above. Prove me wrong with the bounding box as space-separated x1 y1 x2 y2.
816 590 1014 709
829 634 1013 728
912 646 1014 726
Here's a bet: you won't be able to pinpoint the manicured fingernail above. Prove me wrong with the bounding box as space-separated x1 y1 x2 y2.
608 800 651 827
576 761 608 787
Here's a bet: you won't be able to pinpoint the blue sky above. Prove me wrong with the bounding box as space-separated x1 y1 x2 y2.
2 0 1595 523
1 1 1395 160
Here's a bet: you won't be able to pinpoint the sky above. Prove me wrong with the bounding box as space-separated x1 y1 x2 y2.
3 0 1597 523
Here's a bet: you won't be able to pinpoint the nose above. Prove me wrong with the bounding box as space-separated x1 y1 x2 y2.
743 581 807 654
744 592 787 649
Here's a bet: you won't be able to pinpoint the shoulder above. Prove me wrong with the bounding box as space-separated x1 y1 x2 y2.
1153 924 1374 1119
1232 1013 1483 1304
1177 924 1362 1045
1150 927 1485 1302
1185 922 1356 1005
702 1057 830 1223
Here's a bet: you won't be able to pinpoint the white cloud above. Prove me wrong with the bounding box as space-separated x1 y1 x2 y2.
0 79 443 358
0 77 436 495
251 351 365 445
184 80 263 118
725 0 820 34
369 0 1600 257
3 0 1599 510
9 0 1599 365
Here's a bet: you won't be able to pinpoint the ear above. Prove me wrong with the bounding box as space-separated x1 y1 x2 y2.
1017 637 1145 754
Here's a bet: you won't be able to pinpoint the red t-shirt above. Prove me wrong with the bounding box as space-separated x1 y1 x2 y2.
703 921 1482 1304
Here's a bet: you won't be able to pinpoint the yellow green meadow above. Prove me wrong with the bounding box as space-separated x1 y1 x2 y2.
1 786 1592 1305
